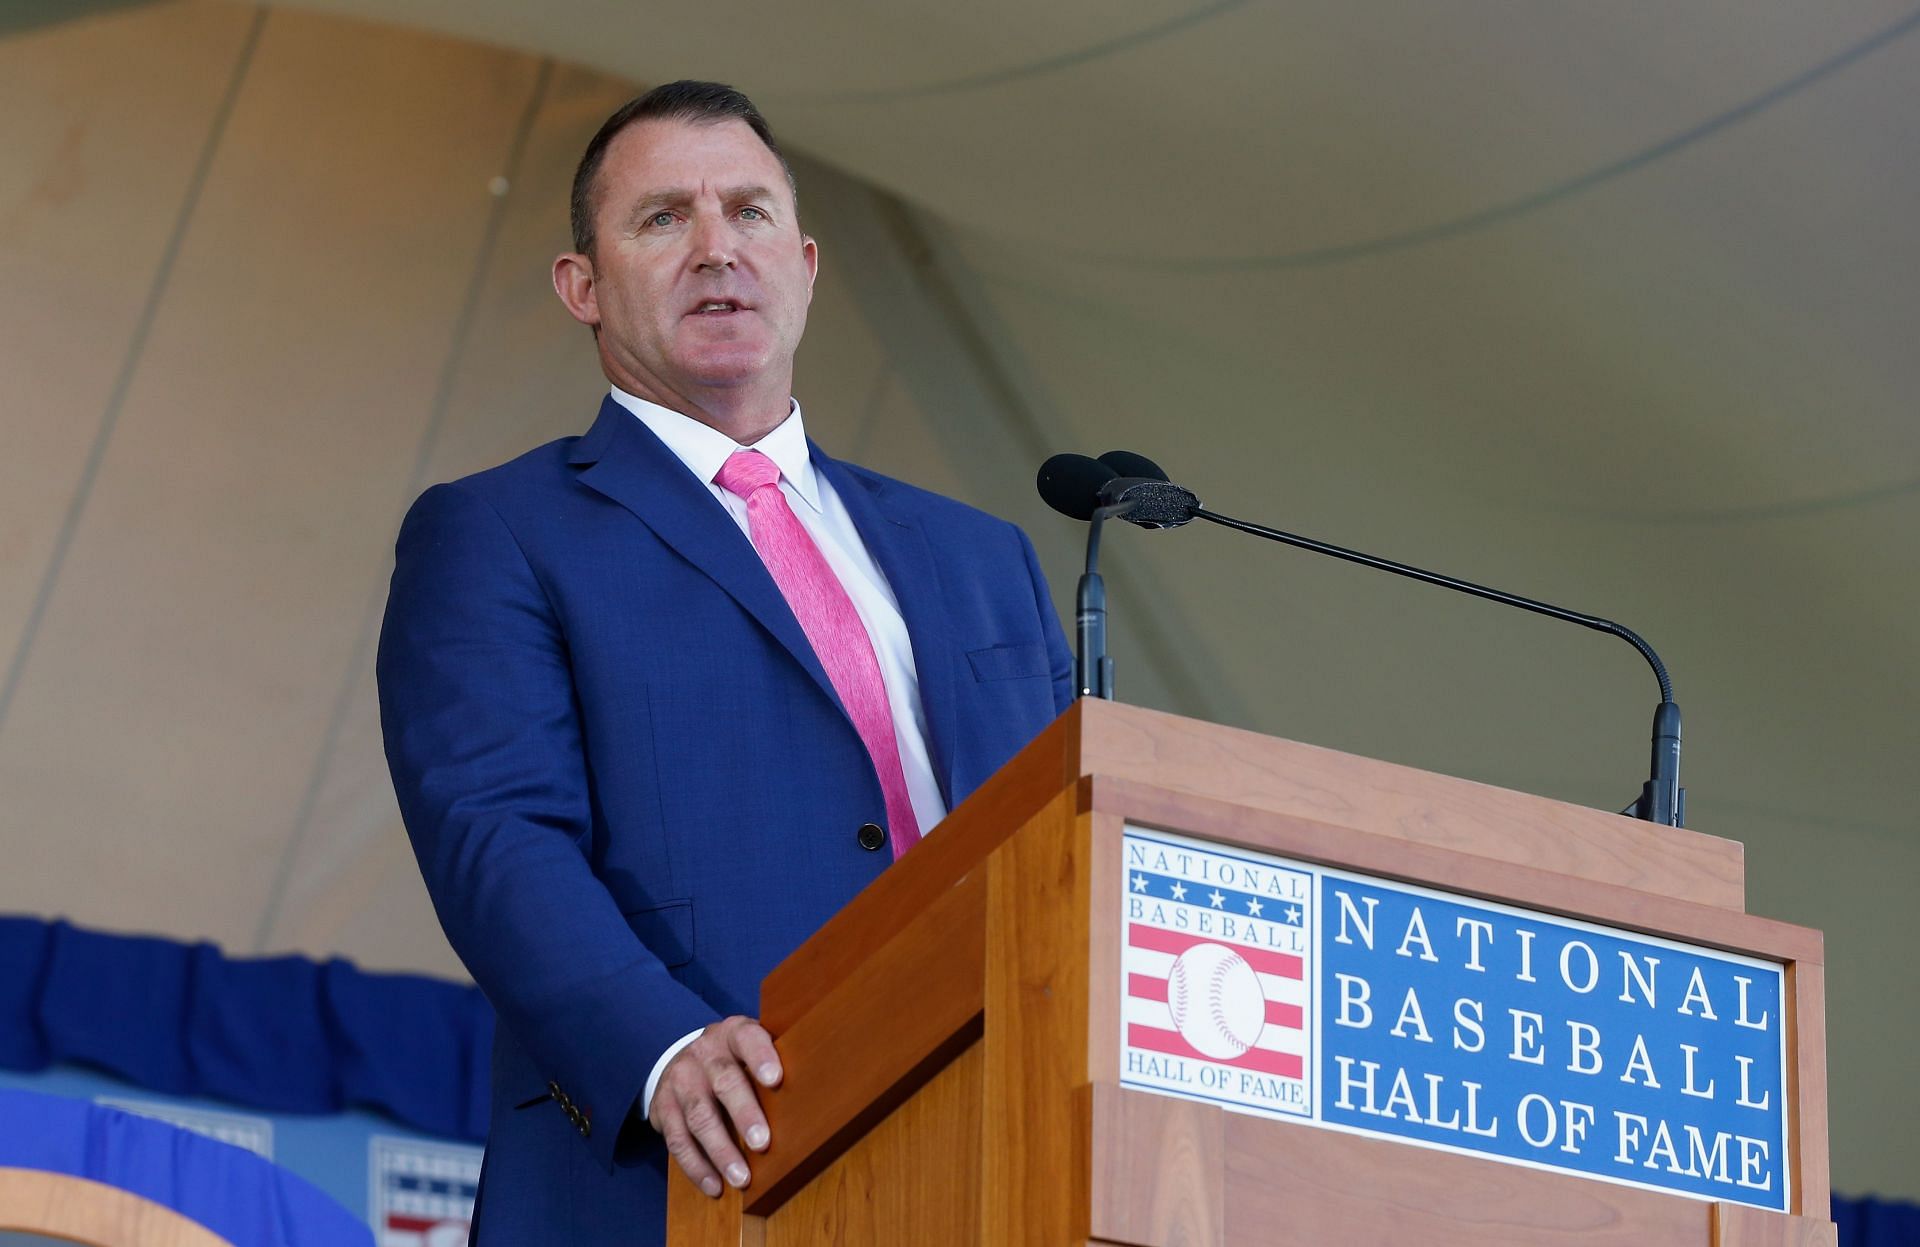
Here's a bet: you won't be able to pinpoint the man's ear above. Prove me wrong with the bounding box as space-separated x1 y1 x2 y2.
801 235 818 302
553 252 599 327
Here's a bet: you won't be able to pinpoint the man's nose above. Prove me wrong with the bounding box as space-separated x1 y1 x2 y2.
691 215 735 271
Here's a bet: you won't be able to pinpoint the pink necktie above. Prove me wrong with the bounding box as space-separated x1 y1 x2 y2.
715 450 921 859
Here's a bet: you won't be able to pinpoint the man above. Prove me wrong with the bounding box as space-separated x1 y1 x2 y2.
377 81 1073 1243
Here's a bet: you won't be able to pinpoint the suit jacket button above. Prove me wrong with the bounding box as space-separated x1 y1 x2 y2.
856 822 887 852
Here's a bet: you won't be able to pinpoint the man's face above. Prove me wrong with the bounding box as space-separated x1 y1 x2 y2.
561 117 817 426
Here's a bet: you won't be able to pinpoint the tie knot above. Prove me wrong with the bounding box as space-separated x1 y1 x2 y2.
715 449 783 500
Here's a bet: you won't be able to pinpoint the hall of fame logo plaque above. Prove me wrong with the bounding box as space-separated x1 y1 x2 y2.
1116 824 1791 1212
1120 827 1313 1118
369 1136 482 1247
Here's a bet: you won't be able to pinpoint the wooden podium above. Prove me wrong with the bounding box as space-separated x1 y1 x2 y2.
668 700 1833 1246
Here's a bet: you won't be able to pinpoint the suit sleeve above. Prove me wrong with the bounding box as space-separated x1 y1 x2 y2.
376 482 718 1171
1017 526 1077 714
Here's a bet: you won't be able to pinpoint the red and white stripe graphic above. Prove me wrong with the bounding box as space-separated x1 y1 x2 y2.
382 1214 468 1247
370 1136 480 1247
1124 923 1306 1079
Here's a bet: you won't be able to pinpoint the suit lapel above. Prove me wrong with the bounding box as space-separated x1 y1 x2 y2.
568 398 843 716
815 448 961 808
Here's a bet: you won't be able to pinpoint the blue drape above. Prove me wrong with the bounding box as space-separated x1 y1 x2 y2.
0 915 489 1142
1837 1194 1920 1247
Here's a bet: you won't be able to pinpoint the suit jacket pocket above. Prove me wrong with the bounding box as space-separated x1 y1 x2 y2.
624 898 695 969
966 643 1048 682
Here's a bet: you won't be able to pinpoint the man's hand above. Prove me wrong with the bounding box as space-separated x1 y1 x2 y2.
649 1015 783 1197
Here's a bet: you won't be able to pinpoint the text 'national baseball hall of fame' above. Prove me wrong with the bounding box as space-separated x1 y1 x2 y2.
1118 827 1789 1211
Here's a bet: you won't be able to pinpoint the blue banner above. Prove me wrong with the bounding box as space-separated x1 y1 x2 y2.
1318 871 1788 1209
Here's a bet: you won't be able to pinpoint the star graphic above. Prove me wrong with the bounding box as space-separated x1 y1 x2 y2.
1169 882 1188 901
1208 889 1226 909
1284 905 1301 924
1131 873 1149 893
1247 898 1264 917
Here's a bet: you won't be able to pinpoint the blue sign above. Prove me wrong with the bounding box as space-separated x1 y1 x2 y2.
1117 827 1789 1212
1319 872 1787 1209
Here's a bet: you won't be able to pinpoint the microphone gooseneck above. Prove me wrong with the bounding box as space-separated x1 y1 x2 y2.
1191 504 1685 827
1040 448 1688 828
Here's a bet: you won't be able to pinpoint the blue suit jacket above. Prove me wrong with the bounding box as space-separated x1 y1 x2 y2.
377 397 1073 1243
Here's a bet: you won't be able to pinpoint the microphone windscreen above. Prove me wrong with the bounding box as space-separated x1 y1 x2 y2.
1036 454 1118 521
1098 450 1169 482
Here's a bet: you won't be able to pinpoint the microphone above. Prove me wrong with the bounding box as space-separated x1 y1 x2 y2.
1036 453 1116 521
1034 451 1203 695
1049 448 1689 828
1037 451 1200 528
1093 449 1199 529
1097 477 1200 529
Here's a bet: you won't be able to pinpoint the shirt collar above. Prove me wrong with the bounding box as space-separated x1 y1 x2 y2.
608 387 821 514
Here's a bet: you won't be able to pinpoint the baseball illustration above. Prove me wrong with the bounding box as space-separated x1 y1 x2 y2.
1165 943 1266 1060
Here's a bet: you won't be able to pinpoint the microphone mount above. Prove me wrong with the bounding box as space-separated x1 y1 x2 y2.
1074 499 1133 698
1036 452 1133 698
1098 478 1201 529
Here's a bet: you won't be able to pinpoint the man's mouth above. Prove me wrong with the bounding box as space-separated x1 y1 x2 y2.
690 300 744 316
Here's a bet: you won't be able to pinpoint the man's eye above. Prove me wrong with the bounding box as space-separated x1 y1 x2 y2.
648 211 675 228
739 206 766 221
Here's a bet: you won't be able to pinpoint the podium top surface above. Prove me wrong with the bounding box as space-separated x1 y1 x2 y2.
1067 699 1746 913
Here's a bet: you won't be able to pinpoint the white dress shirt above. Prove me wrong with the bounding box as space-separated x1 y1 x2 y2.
607 386 948 1119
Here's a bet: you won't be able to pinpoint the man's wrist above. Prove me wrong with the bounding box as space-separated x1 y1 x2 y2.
640 1027 706 1121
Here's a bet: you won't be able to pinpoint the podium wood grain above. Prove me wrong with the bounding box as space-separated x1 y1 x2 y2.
1714 1201 1840 1247
747 867 987 1210
979 800 1091 1245
1075 703 1746 911
762 1042 983 1247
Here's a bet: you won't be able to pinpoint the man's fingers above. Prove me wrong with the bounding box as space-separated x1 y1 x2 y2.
679 1085 753 1189
703 1055 771 1153
725 1018 783 1089
647 1014 779 1194
653 1099 723 1199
